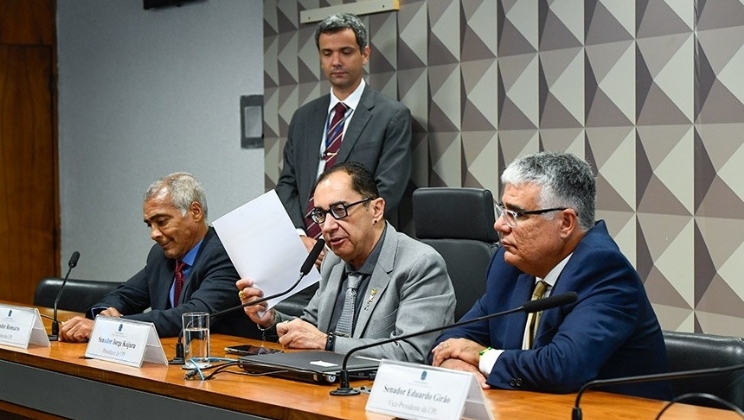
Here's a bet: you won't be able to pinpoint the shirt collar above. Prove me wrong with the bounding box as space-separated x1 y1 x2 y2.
345 221 387 277
329 79 365 113
180 238 204 268
537 252 573 288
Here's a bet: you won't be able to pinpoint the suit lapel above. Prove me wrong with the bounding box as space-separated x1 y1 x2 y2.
336 86 373 162
319 263 346 332
352 225 397 338
502 274 535 348
303 97 331 200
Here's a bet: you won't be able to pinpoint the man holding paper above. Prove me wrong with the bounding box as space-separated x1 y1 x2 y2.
60 172 260 342
237 162 455 363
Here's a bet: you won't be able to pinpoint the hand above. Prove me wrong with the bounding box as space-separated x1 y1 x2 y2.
59 316 94 342
300 236 326 268
276 318 326 350
440 359 491 389
236 278 275 328
431 338 484 367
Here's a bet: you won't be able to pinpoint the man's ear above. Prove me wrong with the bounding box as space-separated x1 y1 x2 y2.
558 208 578 239
371 197 385 221
189 201 204 222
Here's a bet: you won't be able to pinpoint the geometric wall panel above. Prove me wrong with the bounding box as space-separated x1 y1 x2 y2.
264 0 744 337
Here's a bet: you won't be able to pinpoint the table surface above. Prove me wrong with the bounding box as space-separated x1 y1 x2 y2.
0 302 740 420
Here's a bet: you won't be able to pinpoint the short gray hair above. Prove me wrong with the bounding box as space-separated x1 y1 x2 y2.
314 13 368 52
144 172 208 219
501 151 595 231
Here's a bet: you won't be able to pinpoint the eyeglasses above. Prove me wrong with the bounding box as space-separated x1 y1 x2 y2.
307 198 372 224
494 203 567 228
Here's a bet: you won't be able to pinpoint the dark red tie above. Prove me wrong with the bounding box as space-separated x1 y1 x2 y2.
304 102 349 239
173 260 186 307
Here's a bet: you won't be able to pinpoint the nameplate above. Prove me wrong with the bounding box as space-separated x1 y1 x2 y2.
85 316 168 367
366 359 494 420
0 304 50 349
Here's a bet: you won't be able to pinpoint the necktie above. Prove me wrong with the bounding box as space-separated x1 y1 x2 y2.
335 272 363 337
303 102 350 239
173 260 186 307
525 280 548 348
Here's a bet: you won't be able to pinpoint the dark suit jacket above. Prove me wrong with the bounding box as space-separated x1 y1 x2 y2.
275 84 412 229
432 221 673 400
91 228 260 338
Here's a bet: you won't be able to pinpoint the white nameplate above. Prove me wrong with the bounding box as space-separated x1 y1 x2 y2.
85 316 168 367
366 359 494 420
0 304 51 349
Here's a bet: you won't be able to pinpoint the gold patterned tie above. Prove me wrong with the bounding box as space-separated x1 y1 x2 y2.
526 280 548 348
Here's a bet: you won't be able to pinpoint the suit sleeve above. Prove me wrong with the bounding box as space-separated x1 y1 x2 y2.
487 249 642 393
332 251 455 364
124 238 241 337
275 112 306 230
373 104 411 212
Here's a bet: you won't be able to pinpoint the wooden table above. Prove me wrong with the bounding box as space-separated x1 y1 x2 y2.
0 304 740 420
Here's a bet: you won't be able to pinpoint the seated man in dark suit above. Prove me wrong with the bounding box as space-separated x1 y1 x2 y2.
430 151 673 400
60 172 260 341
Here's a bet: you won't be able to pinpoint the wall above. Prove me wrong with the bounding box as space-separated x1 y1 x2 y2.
263 0 744 336
57 0 264 281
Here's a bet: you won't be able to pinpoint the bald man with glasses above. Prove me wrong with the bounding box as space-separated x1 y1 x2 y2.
430 151 672 401
237 162 455 363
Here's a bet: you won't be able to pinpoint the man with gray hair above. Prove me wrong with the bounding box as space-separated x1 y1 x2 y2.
60 172 259 341
275 12 412 259
430 151 672 400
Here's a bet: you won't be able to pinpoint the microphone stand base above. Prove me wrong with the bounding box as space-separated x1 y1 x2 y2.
169 357 186 365
330 387 361 396
48 334 59 342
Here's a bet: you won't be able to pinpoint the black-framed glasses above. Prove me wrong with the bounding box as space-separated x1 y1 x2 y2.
494 203 567 228
307 198 372 224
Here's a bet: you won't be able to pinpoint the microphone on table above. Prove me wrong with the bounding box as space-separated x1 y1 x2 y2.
330 291 579 396
571 363 744 420
49 251 81 341
169 239 325 365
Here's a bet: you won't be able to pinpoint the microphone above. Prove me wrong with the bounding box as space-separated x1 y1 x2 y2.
169 239 325 364
571 363 744 420
49 251 81 341
330 291 578 396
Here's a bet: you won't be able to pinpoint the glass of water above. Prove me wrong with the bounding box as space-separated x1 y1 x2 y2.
182 312 210 368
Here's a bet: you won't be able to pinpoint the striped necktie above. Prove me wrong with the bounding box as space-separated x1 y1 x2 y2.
303 102 349 239
173 260 186 307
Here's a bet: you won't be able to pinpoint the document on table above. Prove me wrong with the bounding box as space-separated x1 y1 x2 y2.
213 190 322 310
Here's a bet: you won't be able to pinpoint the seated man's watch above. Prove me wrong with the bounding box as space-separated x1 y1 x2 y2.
325 332 336 351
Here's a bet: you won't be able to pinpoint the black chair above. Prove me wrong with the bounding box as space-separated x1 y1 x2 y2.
663 330 744 410
34 277 121 313
412 187 499 320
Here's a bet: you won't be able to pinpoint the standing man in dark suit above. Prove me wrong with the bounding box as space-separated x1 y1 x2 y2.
430 152 672 400
59 172 260 341
275 13 412 258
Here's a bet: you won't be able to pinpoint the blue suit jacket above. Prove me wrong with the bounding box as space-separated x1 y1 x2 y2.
432 221 672 400
92 228 261 338
275 84 412 229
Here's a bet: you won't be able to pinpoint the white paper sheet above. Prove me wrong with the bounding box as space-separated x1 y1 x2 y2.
212 190 322 310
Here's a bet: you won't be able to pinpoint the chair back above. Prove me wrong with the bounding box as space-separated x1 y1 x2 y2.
34 277 121 313
412 187 499 320
663 330 744 410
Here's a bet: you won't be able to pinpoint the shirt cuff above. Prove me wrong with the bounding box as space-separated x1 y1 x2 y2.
479 348 503 376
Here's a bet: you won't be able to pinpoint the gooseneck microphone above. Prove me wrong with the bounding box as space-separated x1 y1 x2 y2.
571 363 744 420
169 239 325 364
330 291 578 396
49 251 81 341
